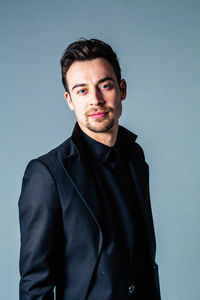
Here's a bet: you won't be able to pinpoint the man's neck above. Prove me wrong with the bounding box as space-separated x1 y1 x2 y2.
78 122 118 147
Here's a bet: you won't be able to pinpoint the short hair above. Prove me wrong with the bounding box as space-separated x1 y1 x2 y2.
60 38 121 92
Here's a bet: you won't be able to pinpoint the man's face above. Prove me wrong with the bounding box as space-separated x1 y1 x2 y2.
64 58 126 135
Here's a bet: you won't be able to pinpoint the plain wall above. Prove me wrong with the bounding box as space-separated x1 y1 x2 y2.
1 0 200 299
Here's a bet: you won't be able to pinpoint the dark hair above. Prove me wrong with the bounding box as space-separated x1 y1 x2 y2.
60 38 121 92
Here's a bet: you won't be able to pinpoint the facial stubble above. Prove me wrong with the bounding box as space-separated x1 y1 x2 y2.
85 107 115 133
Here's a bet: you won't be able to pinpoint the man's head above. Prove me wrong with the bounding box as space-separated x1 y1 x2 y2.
60 38 126 141
60 38 121 93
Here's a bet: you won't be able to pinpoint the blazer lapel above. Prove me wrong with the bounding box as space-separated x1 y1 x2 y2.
62 124 103 250
118 125 155 253
62 154 103 230
128 150 156 259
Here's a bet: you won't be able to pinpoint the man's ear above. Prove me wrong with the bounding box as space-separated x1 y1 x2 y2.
119 79 127 101
64 92 75 111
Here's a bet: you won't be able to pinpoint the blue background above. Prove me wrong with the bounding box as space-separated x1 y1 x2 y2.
1 0 200 299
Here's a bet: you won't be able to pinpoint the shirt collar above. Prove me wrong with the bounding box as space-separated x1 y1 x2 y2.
77 124 133 163
80 128 113 163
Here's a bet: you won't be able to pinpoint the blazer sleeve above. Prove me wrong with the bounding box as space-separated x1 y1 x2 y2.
18 159 62 300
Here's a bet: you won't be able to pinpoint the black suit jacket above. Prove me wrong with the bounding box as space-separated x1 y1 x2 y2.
19 123 161 299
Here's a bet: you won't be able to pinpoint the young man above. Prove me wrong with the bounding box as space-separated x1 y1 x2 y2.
19 39 161 300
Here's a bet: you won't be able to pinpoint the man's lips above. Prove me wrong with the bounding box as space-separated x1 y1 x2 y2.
88 111 109 119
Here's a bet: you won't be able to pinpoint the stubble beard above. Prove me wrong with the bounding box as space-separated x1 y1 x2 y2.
85 107 115 133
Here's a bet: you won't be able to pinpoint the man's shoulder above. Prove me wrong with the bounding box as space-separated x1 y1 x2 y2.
36 134 74 165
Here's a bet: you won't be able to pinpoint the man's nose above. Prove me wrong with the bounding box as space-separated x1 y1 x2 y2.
89 89 105 106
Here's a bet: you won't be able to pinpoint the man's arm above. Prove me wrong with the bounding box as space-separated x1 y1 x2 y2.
18 159 62 300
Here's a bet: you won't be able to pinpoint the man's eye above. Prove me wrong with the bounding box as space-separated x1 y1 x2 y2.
78 89 86 94
100 84 111 90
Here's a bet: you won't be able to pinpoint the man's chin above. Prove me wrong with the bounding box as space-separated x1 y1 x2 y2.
86 120 114 133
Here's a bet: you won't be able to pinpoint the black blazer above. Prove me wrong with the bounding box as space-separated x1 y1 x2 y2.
19 123 161 299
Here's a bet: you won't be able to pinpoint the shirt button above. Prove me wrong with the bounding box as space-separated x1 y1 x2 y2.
128 285 135 294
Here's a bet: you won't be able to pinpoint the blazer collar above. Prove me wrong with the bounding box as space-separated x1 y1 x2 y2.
70 122 138 156
62 123 103 249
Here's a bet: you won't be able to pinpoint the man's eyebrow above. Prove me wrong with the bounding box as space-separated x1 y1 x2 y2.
71 77 114 91
97 77 114 84
72 83 87 91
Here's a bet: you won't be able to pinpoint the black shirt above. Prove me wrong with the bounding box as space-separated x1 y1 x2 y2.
79 127 151 300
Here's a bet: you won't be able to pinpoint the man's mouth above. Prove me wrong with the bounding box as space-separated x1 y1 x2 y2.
88 111 109 119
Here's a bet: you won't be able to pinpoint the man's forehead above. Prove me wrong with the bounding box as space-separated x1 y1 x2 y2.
66 57 117 88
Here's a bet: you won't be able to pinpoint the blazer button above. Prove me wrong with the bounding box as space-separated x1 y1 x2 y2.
128 285 135 294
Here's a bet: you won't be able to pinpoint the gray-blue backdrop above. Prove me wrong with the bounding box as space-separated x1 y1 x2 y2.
1 0 200 299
